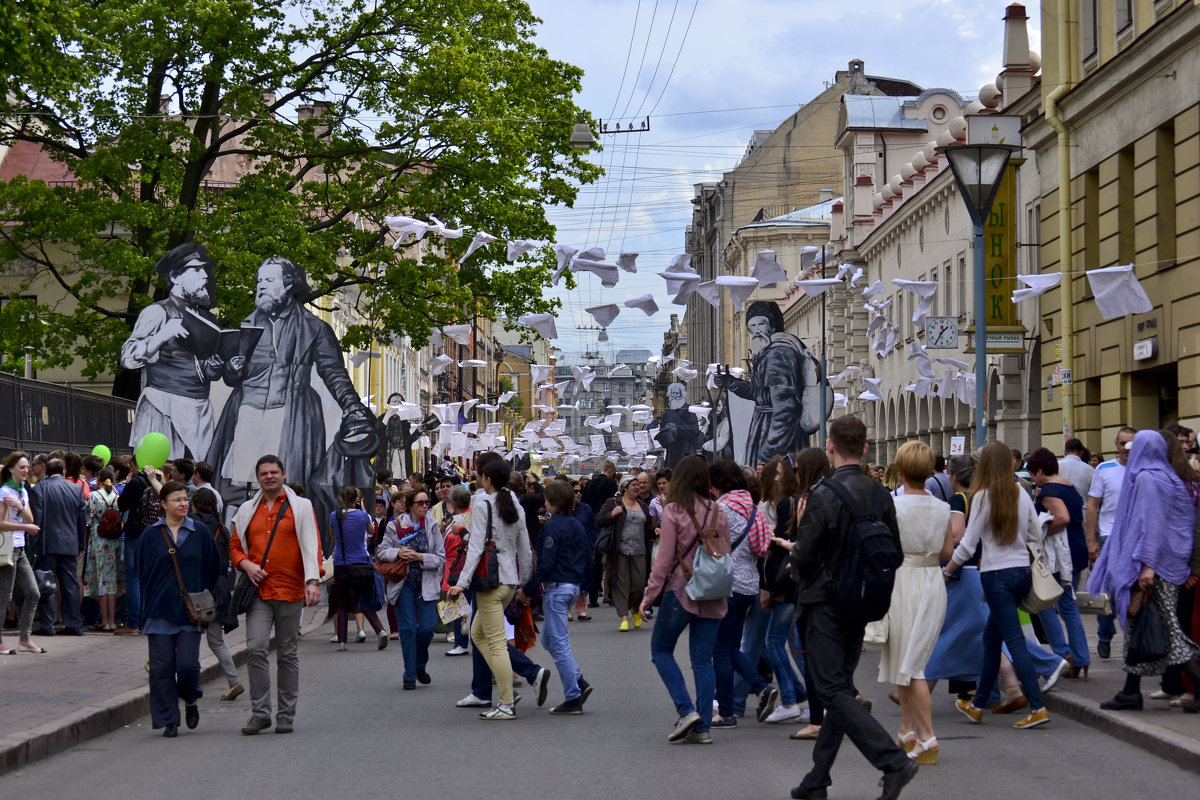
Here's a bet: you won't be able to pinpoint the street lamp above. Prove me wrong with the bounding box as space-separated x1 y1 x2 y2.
937 142 1020 449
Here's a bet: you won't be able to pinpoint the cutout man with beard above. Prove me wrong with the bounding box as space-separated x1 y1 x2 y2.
121 243 222 460
714 300 823 466
209 257 378 535
657 382 702 467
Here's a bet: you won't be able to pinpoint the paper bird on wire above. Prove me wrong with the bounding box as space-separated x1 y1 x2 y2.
426 215 463 239
462 231 498 262
751 249 787 286
618 252 639 273
384 215 430 245
624 294 659 316
1011 272 1062 303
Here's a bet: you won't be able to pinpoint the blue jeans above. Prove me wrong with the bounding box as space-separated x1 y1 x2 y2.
766 601 805 706
1035 568 1090 667
649 591 719 732
395 581 435 683
732 596 769 715
124 539 140 630
542 583 582 700
975 568 1044 711
714 592 767 717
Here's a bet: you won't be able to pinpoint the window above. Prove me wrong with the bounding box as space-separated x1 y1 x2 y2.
1118 147 1135 264
1156 125 1176 268
1080 0 1097 59
958 255 967 317
1114 0 1133 35
600 380 611 392
929 267 938 316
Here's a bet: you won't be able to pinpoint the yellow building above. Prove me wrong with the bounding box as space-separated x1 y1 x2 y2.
1031 0 1200 452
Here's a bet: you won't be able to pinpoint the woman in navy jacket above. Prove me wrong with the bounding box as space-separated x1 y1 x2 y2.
136 480 220 737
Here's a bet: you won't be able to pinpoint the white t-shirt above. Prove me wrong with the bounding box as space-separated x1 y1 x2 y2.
1088 459 1125 540
1 484 29 548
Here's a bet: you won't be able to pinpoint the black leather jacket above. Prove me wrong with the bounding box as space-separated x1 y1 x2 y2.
788 465 900 606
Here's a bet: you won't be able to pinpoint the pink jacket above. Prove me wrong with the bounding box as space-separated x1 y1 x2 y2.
643 498 730 619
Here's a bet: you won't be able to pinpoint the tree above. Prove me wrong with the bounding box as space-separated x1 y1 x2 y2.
0 0 599 397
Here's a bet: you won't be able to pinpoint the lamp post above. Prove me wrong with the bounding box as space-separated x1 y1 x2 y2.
937 142 1020 449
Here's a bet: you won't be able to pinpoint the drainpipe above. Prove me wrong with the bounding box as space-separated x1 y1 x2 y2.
1044 0 1075 441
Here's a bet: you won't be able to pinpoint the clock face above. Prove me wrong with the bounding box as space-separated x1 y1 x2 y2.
926 317 958 349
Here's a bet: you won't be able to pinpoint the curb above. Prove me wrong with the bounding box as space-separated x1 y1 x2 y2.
1044 687 1200 775
0 613 327 776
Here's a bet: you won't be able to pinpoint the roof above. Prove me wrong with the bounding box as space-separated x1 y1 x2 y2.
740 197 841 231
0 139 76 184
840 95 928 132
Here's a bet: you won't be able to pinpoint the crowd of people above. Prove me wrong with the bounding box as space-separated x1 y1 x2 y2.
4 417 1199 798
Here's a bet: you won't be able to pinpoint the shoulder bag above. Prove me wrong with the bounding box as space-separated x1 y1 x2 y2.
160 526 217 626
1018 508 1064 614
468 501 500 591
226 498 290 623
1126 587 1168 665
680 504 733 601
375 520 412 581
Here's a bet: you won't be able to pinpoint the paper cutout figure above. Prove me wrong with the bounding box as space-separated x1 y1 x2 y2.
1086 265 1156 319
507 240 537 261
377 392 425 478
551 245 577 286
657 383 703 467
462 231 498 262
207 255 381 540
624 294 659 316
618 252 639 273
891 279 938 324
426 215 463 240
1011 272 1062 303
713 300 829 466
439 324 472 345
752 249 787 286
695 280 721 309
585 304 621 328
384 215 430 244
570 257 620 287
795 278 843 297
519 313 558 340
430 354 454 375
715 275 759 310
120 243 224 460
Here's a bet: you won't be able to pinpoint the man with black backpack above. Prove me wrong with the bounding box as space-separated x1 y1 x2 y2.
787 416 916 800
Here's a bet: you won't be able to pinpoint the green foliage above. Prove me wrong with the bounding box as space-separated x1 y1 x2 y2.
0 0 600 388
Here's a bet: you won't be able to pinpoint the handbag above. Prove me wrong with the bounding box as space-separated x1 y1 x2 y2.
681 504 733 602
0 530 12 567
357 570 386 613
1126 590 1168 665
225 498 290 625
863 615 889 646
374 521 414 581
34 567 58 596
1018 510 1063 614
595 522 615 554
160 527 217 626
468 502 500 592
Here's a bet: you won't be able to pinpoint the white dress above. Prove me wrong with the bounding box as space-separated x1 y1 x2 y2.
878 494 951 685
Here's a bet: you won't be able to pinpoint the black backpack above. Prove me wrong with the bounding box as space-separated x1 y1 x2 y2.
821 479 903 624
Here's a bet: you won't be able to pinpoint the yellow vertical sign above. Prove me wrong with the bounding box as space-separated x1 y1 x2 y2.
984 166 1017 326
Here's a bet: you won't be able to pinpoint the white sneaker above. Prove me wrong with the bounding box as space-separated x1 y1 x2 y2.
329 634 339 643
764 704 803 724
356 631 367 643
445 645 469 656
1043 658 1070 693
456 693 491 708
797 707 811 723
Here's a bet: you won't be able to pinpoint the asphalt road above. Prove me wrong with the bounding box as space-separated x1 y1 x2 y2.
5 610 1195 799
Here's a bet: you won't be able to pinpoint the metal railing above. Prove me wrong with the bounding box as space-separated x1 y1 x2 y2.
0 373 135 455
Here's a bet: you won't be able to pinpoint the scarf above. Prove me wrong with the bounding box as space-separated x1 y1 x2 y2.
404 516 428 588
1087 430 1196 630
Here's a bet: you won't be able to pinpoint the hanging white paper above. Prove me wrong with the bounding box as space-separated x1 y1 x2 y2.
519 314 558 340
507 240 537 261
795 278 842 297
430 354 454 375
1086 264 1154 319
891 279 938 324
426 215 463 240
530 364 554 385
752 249 787 286
1011 272 1062 303
617 252 639 273
624 294 659 316
715 275 759 310
585 303 621 328
461 231 498 262
695 280 721 309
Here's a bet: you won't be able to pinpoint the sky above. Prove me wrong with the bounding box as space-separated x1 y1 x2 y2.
524 0 1040 363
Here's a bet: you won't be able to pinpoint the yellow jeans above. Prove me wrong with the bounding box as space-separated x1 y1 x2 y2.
472 585 516 705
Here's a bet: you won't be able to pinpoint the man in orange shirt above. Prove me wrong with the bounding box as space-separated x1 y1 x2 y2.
229 455 321 735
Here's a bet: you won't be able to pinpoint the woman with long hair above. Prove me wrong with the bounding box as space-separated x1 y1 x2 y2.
597 473 655 631
379 486 443 687
639 454 730 744
135 481 220 737
1087 430 1200 712
878 441 953 764
766 448 832 739
83 467 125 631
331 487 388 652
447 459 532 719
0 451 42 654
945 441 1049 730
189 488 243 700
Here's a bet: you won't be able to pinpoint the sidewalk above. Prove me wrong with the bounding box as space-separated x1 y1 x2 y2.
0 606 327 775
1040 623 1200 774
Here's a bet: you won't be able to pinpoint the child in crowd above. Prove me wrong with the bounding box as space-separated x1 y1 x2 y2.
516 479 593 714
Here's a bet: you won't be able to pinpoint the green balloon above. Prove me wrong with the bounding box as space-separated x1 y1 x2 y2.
135 432 171 469
91 444 111 467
